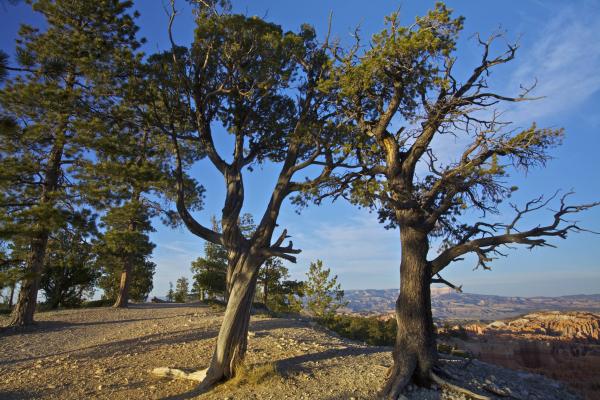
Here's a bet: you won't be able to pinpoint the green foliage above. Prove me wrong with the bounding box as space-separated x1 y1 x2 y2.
257 258 288 303
0 0 145 322
0 0 142 240
191 216 227 300
95 201 156 302
166 281 174 302
257 257 304 313
0 239 22 298
335 3 463 124
303 260 346 320
40 210 99 308
81 298 113 308
174 276 189 303
322 315 397 346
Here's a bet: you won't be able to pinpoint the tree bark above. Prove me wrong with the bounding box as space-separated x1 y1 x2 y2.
197 252 261 389
9 236 48 326
9 139 64 327
113 263 132 308
263 280 268 306
381 226 436 399
8 283 15 308
113 216 138 308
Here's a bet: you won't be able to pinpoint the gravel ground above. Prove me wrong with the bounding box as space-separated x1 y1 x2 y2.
0 304 582 399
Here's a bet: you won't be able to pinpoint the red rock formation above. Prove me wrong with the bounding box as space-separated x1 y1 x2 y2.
442 311 600 400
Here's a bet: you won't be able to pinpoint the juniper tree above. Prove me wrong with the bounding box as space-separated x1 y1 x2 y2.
326 4 599 398
150 1 350 388
0 0 141 326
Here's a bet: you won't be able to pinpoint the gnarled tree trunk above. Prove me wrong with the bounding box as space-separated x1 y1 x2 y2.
381 226 436 399
154 252 263 387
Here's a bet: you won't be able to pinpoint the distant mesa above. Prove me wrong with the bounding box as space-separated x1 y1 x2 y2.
342 289 600 321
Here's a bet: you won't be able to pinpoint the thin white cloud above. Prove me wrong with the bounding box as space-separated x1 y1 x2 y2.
286 213 401 288
505 2 600 124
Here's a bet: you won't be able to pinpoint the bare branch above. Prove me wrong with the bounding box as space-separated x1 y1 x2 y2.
431 274 463 293
430 193 600 275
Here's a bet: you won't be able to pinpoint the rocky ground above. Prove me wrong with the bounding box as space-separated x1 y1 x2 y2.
0 304 583 399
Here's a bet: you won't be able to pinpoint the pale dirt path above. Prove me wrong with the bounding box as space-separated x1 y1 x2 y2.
0 304 582 400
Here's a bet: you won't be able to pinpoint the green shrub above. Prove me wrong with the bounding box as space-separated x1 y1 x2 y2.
81 298 114 308
320 315 397 346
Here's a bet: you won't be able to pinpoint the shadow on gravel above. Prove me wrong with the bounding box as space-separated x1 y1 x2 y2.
0 324 220 366
276 346 388 376
155 346 388 400
324 391 383 400
0 389 38 400
0 313 201 337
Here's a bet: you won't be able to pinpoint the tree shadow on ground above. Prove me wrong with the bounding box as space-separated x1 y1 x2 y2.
0 324 220 366
276 346 388 376
156 345 388 400
0 389 38 400
0 313 208 337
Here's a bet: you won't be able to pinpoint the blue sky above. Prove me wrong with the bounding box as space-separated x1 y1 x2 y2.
2 1 599 298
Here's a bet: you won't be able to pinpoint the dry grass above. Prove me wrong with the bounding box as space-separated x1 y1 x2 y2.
221 362 280 388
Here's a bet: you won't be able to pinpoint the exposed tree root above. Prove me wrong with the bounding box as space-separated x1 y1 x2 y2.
152 367 208 382
380 356 417 400
430 372 491 400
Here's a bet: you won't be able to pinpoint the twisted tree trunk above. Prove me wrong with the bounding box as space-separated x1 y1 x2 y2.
199 252 261 388
154 251 262 388
381 226 436 399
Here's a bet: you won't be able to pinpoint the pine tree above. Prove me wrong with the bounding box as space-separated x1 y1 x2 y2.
0 0 141 326
257 257 288 306
191 218 227 301
166 282 174 303
303 260 346 321
94 201 156 305
174 277 189 303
